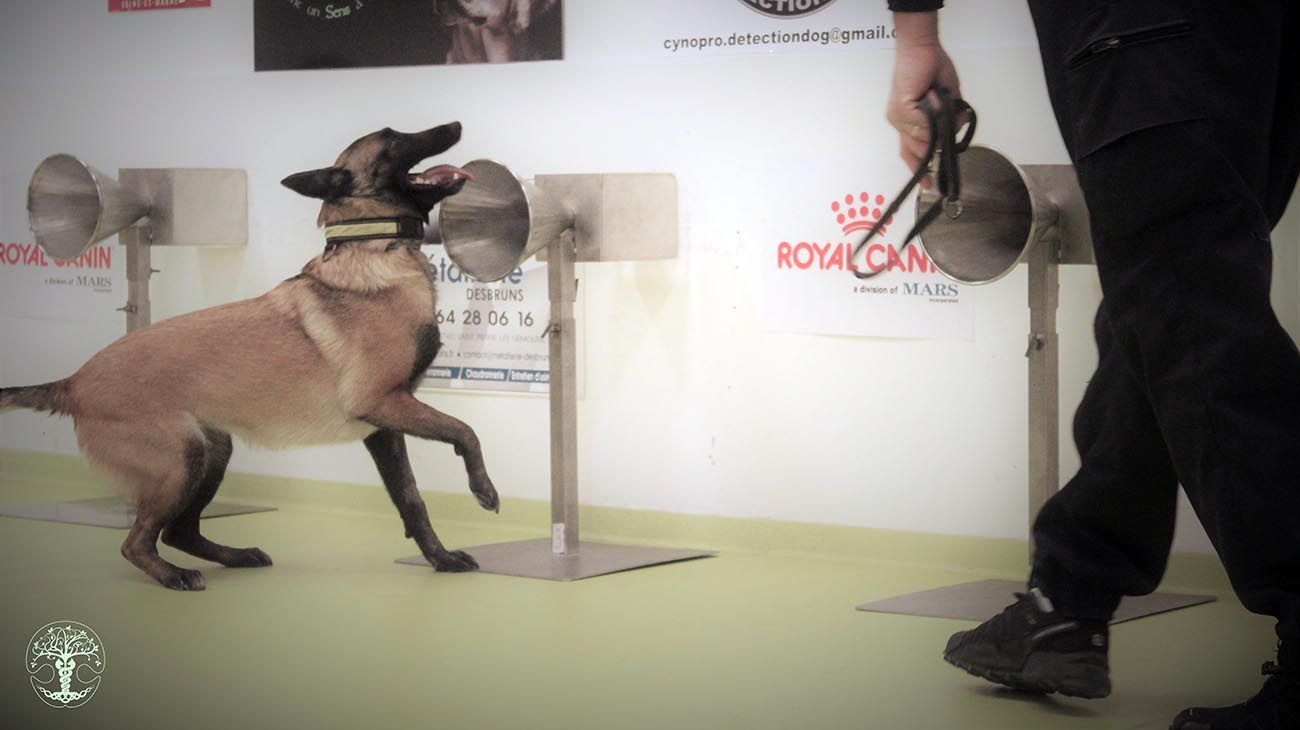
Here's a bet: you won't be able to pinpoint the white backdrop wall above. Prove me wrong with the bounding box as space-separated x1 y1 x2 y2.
2 1 1296 554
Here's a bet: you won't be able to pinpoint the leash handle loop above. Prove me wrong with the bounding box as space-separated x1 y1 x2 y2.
852 87 977 280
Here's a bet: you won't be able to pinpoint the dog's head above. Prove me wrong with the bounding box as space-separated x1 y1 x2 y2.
281 122 470 225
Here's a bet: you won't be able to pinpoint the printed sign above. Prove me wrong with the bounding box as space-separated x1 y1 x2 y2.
254 0 564 71
763 187 974 339
420 246 551 393
0 241 122 323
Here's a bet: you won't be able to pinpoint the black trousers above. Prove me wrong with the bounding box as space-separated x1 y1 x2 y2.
1023 0 1300 654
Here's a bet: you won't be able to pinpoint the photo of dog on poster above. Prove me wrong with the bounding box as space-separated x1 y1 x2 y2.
435 0 562 64
252 0 563 71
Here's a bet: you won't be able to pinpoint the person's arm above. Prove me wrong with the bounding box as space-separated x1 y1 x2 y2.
885 4 962 178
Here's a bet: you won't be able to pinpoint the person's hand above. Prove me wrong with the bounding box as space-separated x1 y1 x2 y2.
886 12 962 183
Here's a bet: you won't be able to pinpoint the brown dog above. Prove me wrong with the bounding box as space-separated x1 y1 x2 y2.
0 122 499 590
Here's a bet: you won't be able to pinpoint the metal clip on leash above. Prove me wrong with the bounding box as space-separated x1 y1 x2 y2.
852 87 976 280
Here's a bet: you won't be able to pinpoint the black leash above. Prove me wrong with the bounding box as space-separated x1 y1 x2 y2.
852 87 976 279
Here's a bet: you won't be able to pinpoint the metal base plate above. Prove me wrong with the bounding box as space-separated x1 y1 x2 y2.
396 538 715 581
855 578 1215 624
0 497 275 529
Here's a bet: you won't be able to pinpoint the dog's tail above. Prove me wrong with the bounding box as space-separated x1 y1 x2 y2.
0 380 73 417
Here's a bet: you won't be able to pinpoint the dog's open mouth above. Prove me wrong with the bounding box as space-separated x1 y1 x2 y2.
408 164 472 195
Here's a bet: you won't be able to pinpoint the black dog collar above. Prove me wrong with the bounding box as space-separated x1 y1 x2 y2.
323 216 425 253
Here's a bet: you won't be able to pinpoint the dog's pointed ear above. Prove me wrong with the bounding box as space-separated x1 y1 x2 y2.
281 167 353 200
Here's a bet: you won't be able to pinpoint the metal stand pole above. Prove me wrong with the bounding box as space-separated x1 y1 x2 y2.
548 234 580 555
1025 235 1060 561
397 170 712 580
121 226 153 332
399 229 712 580
1021 163 1091 562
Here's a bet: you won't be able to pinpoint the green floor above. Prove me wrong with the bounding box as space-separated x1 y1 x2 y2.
0 451 1279 730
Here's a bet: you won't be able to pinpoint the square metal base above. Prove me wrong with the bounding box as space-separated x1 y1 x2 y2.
396 538 715 581
0 497 275 529
855 578 1215 624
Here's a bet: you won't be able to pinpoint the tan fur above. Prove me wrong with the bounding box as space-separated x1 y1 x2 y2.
63 243 432 451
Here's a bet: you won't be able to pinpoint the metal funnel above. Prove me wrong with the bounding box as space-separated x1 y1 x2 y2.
27 154 152 260
437 159 575 282
915 145 1058 285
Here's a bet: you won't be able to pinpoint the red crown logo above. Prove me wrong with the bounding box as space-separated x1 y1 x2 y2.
832 192 892 236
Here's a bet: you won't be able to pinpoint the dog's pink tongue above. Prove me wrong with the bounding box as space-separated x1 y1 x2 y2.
412 164 473 187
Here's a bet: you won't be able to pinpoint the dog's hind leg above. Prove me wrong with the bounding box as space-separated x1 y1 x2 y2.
108 432 212 591
161 427 273 569
363 428 479 572
362 391 500 514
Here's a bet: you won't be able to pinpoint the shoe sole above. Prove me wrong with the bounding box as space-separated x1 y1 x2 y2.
944 650 1112 699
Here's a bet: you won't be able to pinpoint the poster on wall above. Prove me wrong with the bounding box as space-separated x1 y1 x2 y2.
253 0 564 71
420 246 551 393
0 241 123 324
763 186 974 340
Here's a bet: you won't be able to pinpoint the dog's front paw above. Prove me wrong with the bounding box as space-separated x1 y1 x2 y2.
432 549 480 573
161 568 207 591
225 547 274 568
472 477 500 514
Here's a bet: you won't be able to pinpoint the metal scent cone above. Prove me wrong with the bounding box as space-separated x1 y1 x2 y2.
437 159 575 282
915 145 1056 285
28 154 151 260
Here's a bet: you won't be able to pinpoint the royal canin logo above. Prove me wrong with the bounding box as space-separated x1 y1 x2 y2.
0 242 112 269
833 191 889 236
776 191 936 275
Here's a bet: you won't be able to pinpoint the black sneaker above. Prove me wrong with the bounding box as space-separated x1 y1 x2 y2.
943 587 1111 698
1169 659 1300 730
